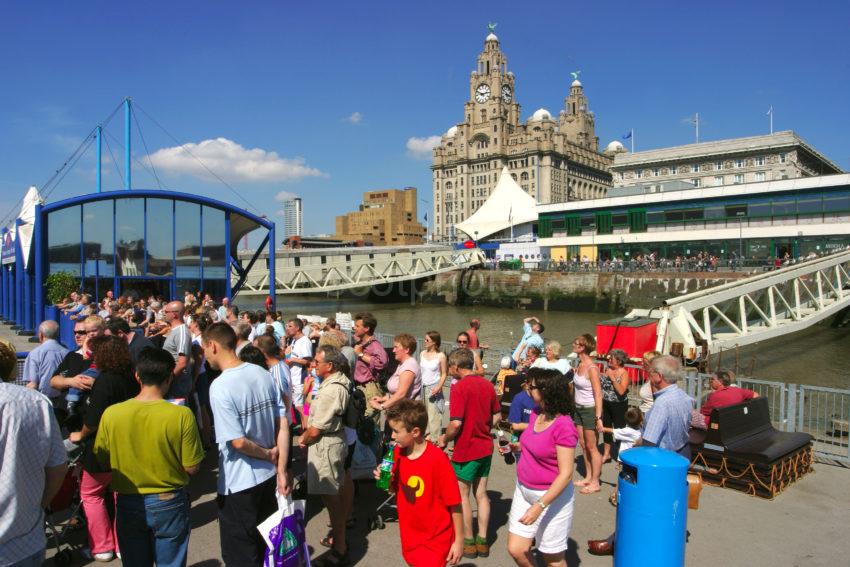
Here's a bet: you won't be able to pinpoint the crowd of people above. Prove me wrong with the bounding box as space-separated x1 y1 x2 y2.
0 292 762 567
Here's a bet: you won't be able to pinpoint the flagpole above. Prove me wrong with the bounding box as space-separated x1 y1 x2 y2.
695 113 700 143
768 106 774 134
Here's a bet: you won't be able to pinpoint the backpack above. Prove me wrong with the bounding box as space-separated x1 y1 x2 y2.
329 379 375 445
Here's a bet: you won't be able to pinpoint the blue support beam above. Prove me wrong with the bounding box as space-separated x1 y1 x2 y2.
14 219 24 328
96 125 102 193
268 223 276 309
224 210 232 300
124 98 131 190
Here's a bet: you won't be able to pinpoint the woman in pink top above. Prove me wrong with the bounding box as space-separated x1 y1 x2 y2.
507 368 578 566
369 333 421 412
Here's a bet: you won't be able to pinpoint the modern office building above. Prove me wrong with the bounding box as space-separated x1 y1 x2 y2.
609 131 842 190
431 28 613 240
281 197 303 238
536 173 850 263
335 187 426 245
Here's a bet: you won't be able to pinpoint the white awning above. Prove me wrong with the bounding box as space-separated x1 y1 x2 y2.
18 186 43 269
456 166 537 239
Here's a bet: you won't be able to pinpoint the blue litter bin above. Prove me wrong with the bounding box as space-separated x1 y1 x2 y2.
614 447 689 567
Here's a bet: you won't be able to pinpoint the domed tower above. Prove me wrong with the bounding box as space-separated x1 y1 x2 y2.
463 25 521 137
559 75 599 151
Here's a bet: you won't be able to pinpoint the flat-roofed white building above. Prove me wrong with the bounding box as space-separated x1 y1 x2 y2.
608 131 842 190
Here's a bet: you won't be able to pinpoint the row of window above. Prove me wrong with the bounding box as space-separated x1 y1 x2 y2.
538 188 850 237
630 154 786 179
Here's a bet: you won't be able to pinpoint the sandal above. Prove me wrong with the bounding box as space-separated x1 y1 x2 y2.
580 485 601 495
320 529 334 549
313 548 351 567
609 492 618 507
325 518 356 529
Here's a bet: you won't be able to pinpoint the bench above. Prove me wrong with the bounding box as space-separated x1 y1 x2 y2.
689 397 814 499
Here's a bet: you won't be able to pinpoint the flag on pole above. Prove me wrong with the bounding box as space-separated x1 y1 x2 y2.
766 106 773 116
622 130 632 140
508 205 513 224
424 212 428 222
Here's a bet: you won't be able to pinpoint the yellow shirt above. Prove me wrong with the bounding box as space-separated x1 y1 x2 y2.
94 399 204 494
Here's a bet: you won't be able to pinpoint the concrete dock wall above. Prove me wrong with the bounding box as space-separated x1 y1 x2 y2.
420 269 749 313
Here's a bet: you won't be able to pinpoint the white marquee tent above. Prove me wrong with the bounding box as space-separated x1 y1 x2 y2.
456 166 537 240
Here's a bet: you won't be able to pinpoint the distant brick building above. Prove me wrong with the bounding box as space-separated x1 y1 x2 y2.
335 187 426 245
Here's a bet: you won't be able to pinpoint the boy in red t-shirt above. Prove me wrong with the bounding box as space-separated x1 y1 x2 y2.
377 399 463 566
437 348 501 559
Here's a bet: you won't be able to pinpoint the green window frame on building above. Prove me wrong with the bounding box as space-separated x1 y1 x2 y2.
628 208 647 233
595 212 613 235
567 214 582 236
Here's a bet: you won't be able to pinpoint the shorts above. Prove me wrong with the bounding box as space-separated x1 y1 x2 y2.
574 404 597 429
508 481 575 554
452 455 492 483
307 435 347 495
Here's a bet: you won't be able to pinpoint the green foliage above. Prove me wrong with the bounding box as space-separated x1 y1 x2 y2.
45 271 79 305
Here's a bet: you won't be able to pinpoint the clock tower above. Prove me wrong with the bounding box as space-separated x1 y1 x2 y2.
463 29 520 139
431 27 613 240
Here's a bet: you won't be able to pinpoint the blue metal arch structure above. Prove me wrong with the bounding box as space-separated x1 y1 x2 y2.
18 189 277 330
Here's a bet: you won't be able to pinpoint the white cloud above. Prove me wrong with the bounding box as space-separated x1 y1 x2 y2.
406 135 441 160
148 137 326 183
343 112 363 124
275 191 299 202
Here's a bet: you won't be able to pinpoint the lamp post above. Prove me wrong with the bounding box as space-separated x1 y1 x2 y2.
736 211 746 259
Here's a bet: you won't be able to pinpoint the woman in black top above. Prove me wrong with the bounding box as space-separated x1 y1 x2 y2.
68 335 139 561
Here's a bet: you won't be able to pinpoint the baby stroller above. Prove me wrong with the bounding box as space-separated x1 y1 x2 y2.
367 420 398 532
45 441 85 565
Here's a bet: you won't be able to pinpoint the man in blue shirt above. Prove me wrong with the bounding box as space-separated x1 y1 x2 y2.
24 321 68 410
587 355 692 557
641 355 693 458
204 322 291 567
511 317 545 367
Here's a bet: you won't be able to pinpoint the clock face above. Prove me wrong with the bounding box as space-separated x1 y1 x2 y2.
501 85 512 103
475 83 491 103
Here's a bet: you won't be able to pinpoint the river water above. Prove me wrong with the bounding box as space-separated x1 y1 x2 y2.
240 296 849 389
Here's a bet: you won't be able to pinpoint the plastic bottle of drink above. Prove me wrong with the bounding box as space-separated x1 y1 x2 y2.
510 432 520 459
498 430 515 465
376 444 395 491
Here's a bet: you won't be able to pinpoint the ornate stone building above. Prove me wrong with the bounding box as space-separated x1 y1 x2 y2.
609 131 842 189
335 187 426 246
431 29 613 240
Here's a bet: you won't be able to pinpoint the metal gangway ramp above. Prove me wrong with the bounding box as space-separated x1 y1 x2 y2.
628 248 850 355
235 245 485 295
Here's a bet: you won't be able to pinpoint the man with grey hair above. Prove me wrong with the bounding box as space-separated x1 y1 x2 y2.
25 320 69 410
588 355 693 557
299 345 352 565
234 321 253 356
642 355 693 458
163 301 193 399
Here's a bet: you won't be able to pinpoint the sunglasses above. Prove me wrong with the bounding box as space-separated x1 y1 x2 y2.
74 330 86 335
457 340 468 345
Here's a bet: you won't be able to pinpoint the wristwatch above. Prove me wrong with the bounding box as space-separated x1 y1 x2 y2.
536 499 548 511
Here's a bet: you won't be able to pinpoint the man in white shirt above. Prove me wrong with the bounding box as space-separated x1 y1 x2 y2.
284 318 312 414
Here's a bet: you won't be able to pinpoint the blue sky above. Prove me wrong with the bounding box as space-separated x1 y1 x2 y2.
1 0 848 235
